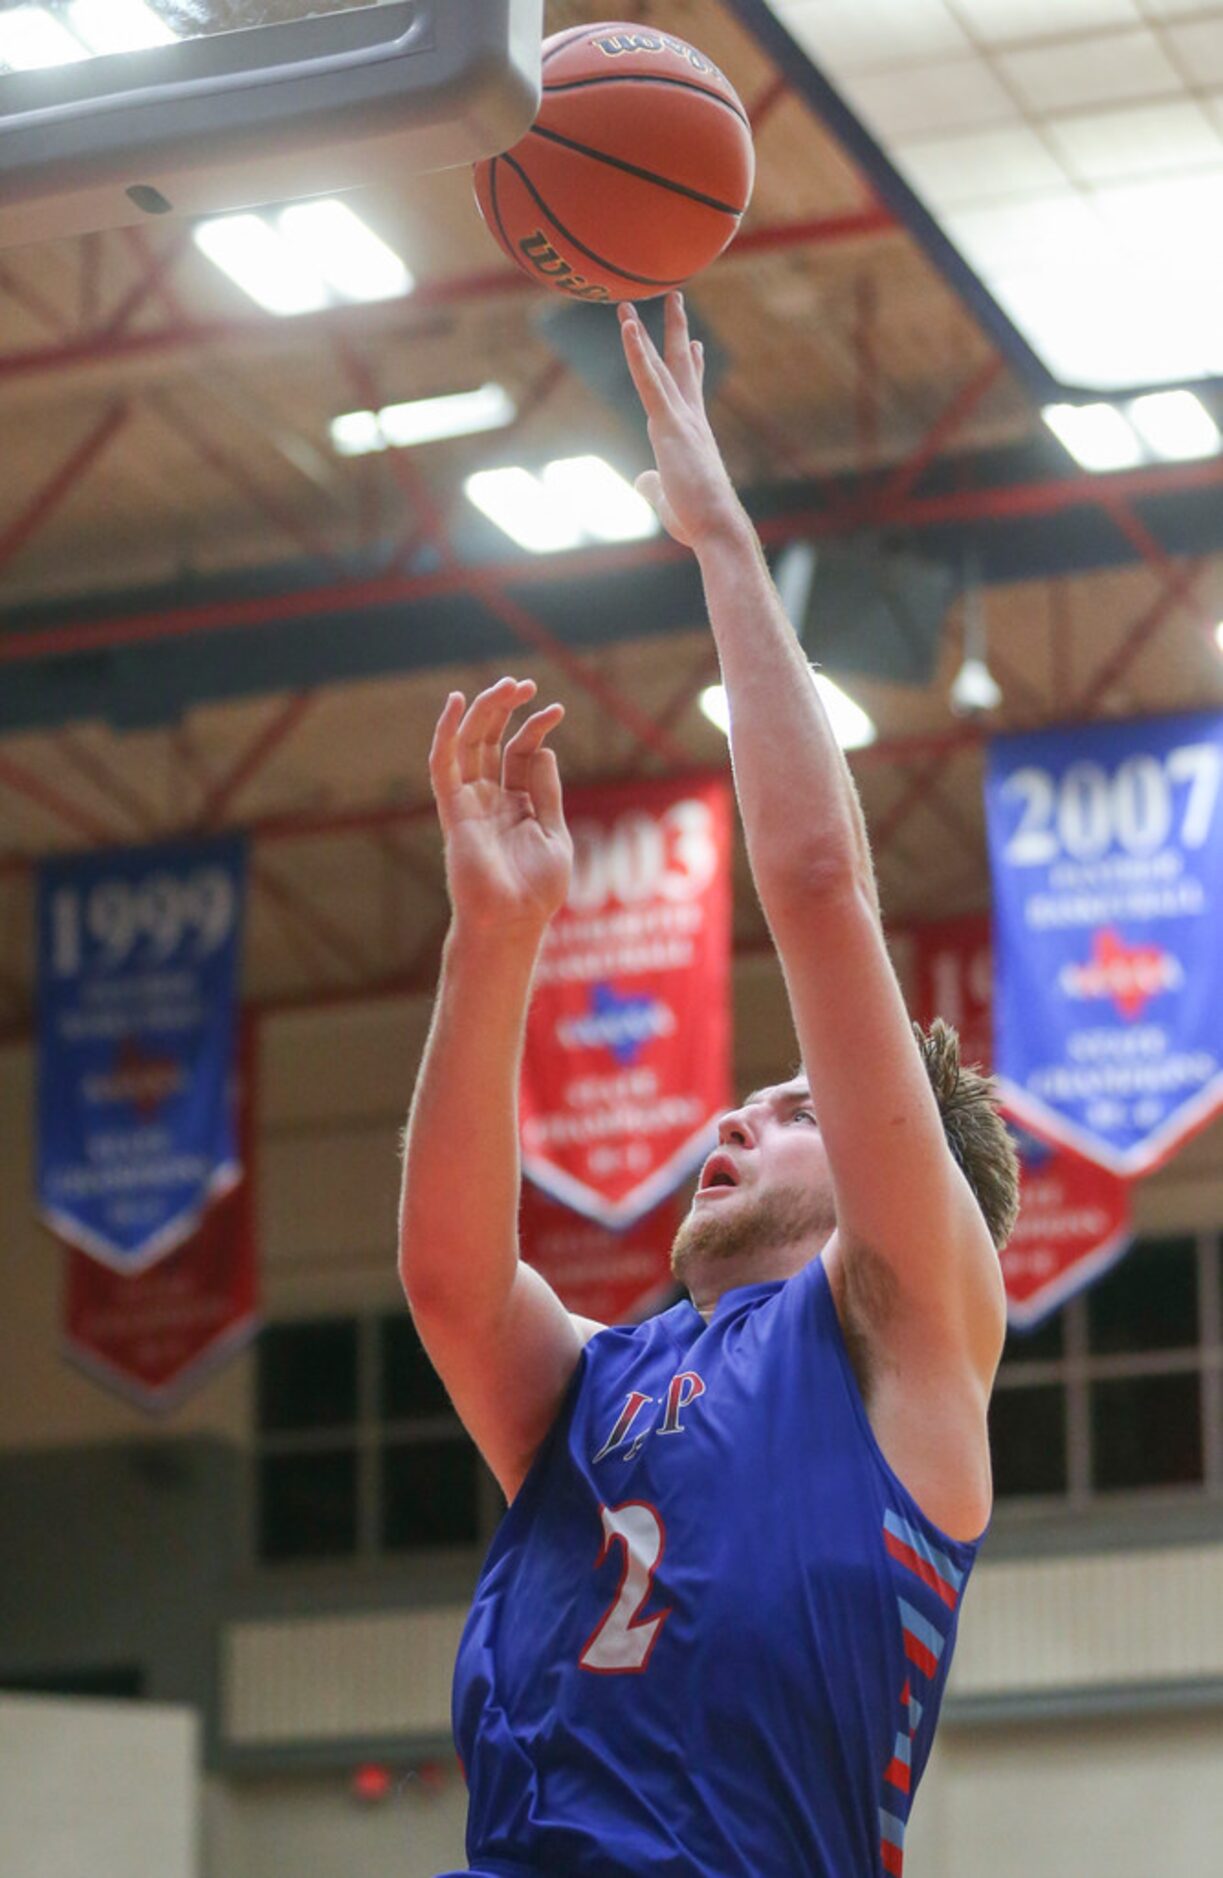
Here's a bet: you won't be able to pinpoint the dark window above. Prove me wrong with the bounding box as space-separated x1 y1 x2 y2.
1 1667 144 1699
381 1441 479 1549
257 1318 358 1432
380 1314 452 1421
1091 1374 1203 1492
990 1385 1067 1498
1001 1309 1066 1367
258 1450 358 1560
1087 1237 1198 1357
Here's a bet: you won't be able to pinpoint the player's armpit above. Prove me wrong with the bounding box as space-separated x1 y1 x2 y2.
769 874 1007 1384
411 1261 603 1504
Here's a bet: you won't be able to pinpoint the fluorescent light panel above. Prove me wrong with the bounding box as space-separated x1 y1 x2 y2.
68 0 176 53
699 673 876 753
194 199 412 318
772 2 1223 389
0 5 89 68
464 459 659 553
331 384 517 456
1043 388 1221 471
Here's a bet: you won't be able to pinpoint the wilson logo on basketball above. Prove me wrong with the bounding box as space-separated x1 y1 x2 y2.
591 32 726 81
518 231 611 302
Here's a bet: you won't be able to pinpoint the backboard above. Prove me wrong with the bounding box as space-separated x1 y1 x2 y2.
0 0 542 250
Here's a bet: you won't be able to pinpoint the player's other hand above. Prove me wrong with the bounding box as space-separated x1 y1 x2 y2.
429 677 572 938
618 292 745 551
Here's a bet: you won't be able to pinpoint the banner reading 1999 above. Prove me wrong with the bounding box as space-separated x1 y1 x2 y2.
36 836 246 1271
985 712 1223 1176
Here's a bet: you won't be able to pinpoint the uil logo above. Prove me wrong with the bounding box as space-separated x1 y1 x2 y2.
593 1371 707 1463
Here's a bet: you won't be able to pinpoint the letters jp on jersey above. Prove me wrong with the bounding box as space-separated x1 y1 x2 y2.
520 775 732 1228
36 836 247 1270
984 712 1223 1177
910 913 1132 1329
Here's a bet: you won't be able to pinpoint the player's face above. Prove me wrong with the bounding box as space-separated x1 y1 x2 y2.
670 1076 836 1300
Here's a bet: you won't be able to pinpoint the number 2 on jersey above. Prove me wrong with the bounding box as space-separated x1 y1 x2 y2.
579 1501 671 1673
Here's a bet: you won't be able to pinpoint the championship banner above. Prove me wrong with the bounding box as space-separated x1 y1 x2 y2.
62 1021 259 1412
985 712 1223 1176
520 775 732 1228
37 836 247 1271
519 1180 682 1325
910 914 1132 1329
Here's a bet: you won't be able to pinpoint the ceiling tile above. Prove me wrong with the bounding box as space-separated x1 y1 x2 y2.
1093 164 1223 266
894 123 1067 204
994 263 1215 386
1163 18 1223 85
996 28 1181 112
1045 97 1222 182
1138 0 1223 17
949 0 1143 40
775 0 973 71
946 192 1116 275
839 53 1020 139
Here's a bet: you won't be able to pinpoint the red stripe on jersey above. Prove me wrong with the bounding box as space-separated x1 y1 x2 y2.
902 1632 940 1678
881 1837 905 1876
884 1528 959 1609
885 1756 911 1795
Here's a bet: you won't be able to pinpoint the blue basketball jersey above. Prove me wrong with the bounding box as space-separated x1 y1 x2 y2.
445 1255 982 1878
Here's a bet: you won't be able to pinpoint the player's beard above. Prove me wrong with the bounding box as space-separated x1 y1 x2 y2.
669 1181 835 1286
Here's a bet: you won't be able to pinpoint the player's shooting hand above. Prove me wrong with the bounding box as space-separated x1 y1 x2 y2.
619 292 745 550
429 677 572 938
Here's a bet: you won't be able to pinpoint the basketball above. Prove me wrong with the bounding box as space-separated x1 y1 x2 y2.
472 21 755 303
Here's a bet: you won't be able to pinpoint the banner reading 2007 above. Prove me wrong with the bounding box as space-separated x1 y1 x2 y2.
37 836 246 1271
520 776 732 1228
985 712 1223 1176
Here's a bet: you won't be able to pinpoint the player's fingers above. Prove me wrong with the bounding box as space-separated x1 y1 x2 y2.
618 303 682 420
456 676 535 783
529 746 568 840
502 702 564 794
427 691 467 807
665 291 701 403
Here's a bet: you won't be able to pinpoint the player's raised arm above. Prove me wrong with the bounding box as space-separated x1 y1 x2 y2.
619 295 1007 1383
398 678 601 1503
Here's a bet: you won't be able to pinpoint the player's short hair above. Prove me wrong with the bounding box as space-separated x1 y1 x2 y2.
912 1018 1020 1251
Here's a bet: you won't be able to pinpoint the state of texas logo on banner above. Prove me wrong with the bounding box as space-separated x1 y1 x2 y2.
985 712 1223 1177
62 1019 260 1412
520 774 732 1228
36 835 246 1270
911 914 1132 1329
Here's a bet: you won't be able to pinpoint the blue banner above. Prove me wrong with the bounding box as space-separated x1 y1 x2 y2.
985 712 1223 1175
36 837 246 1270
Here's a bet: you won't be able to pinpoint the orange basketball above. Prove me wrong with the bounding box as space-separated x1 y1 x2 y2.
472 21 755 303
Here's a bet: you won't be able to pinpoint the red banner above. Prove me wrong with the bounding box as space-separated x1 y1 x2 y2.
910 917 1132 1330
519 1180 681 1325
520 775 732 1227
62 1024 259 1411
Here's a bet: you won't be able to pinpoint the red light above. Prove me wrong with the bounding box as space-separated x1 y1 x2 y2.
351 1764 393 1803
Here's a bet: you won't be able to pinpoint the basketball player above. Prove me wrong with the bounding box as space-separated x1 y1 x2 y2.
400 292 1019 1877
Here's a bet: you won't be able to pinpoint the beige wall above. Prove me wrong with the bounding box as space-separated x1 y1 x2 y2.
908 1709 1223 1878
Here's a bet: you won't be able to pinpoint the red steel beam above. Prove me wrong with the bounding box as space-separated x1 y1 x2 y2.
253 858 375 981
9 453 1221 671
0 750 124 844
0 399 129 575
0 212 896 389
851 353 1006 525
1072 556 1209 717
55 731 160 834
0 257 68 334
196 692 318 829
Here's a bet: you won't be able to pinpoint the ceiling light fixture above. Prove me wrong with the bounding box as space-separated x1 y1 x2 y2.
277 200 413 304
1126 389 1221 464
0 5 89 69
464 458 658 553
1042 401 1143 473
67 0 176 54
330 384 517 456
193 213 331 317
949 564 1002 717
699 672 875 753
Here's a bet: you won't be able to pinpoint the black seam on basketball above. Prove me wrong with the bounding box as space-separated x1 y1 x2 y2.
541 72 751 132
527 124 743 218
499 152 689 289
487 158 518 266
542 25 595 66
